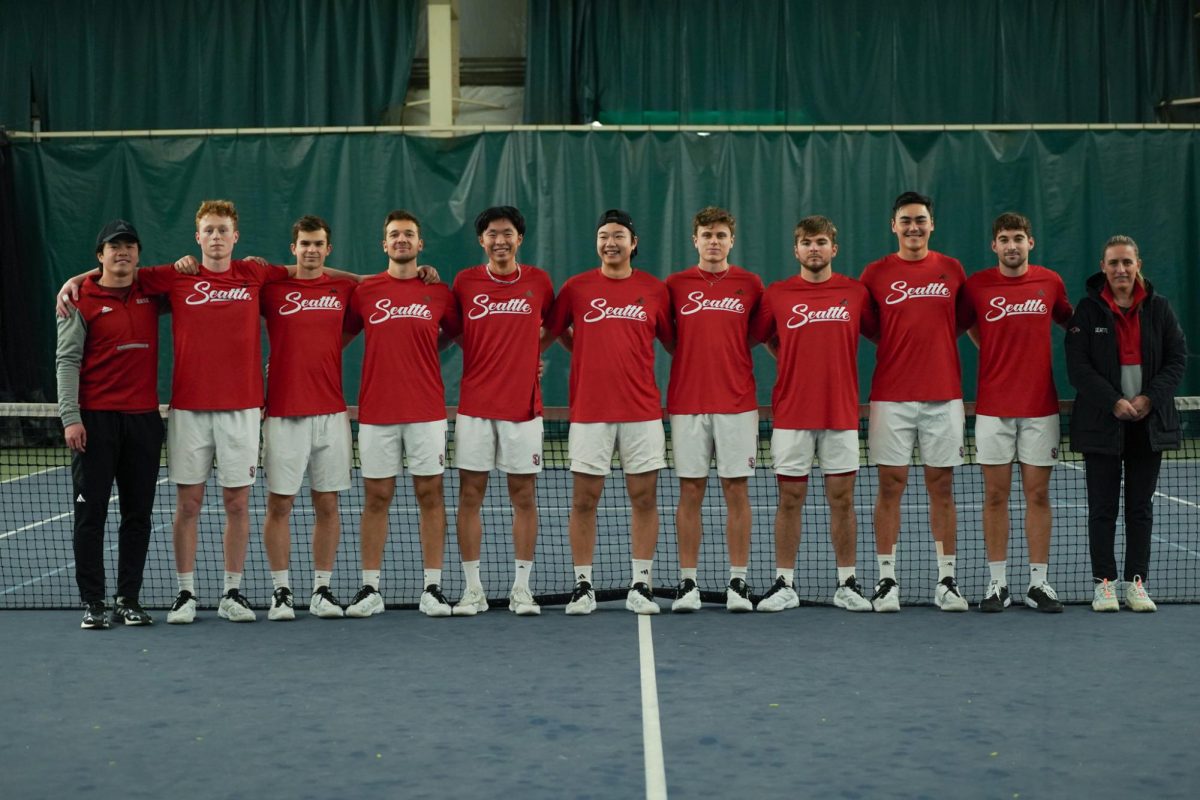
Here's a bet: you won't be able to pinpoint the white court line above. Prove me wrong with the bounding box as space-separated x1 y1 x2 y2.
638 615 668 800
1 477 169 541
0 527 163 596
1 465 66 484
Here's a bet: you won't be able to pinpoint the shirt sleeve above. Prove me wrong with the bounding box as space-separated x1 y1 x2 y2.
544 280 573 337
539 273 556 325
654 288 675 347
55 309 87 427
859 290 880 341
1052 275 1073 325
440 288 463 337
956 280 977 331
135 264 174 295
344 286 365 337
748 292 775 343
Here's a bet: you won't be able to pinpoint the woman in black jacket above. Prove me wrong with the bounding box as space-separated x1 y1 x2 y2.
1065 235 1187 612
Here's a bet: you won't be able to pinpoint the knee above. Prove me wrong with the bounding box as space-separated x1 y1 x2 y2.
223 490 250 518
984 487 1009 510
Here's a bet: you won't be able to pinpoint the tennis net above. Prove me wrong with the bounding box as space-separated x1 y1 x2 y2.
3 400 1199 609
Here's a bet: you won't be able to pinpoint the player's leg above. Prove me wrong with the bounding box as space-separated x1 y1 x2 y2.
564 422 616 615
669 414 711 611
759 476 806 613
262 416 314 620
453 469 490 615
975 414 1015 612
308 490 345 617
919 400 966 612
620 420 667 614
263 492 297 621
1083 451 1121 612
506 472 540 615
166 409 214 623
111 410 163 626
827 472 870 611
404 420 451 617
213 408 260 622
868 401 917 611
1018 463 1061 612
712 411 757 612
348 422 400 617
71 410 118 629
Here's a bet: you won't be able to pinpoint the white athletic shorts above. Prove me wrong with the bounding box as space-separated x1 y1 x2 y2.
670 411 759 478
167 408 260 488
359 420 448 478
454 414 544 474
771 428 861 477
868 400 965 468
974 413 1060 467
263 412 352 495
569 420 666 476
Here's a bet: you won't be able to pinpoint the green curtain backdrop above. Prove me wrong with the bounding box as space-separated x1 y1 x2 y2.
7 129 1198 405
2 0 419 132
525 0 1199 125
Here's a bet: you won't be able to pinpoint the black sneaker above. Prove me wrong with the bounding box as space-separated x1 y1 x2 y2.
979 580 1011 613
268 587 295 621
671 578 701 612
1025 583 1064 614
81 601 110 630
726 577 753 612
871 577 901 612
564 580 596 615
757 576 800 612
113 597 153 626
309 586 345 618
934 576 969 611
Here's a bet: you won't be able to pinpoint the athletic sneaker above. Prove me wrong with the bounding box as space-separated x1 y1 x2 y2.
268 587 295 621
508 586 541 616
934 576 969 612
564 580 596 616
345 585 385 618
670 578 701 613
453 585 489 617
833 576 872 612
1025 582 1064 613
81 601 110 630
756 576 799 613
871 578 900 613
309 586 345 618
113 597 153 626
419 584 453 617
626 582 661 615
1123 576 1157 613
979 580 1011 613
166 590 198 624
726 577 753 612
1092 579 1119 612
218 589 257 622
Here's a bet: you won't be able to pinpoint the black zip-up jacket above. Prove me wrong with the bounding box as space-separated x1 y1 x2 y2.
1065 273 1187 454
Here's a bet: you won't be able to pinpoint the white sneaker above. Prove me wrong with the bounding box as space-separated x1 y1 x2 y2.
625 582 661 615
871 578 900 612
1124 576 1157 612
309 586 345 618
832 576 872 612
218 589 257 622
756 576 799 613
453 585 489 617
267 587 295 621
1092 579 1119 612
419 584 453 617
933 577 969 612
670 578 701 612
346 585 385 618
725 578 754 612
508 586 541 616
565 581 596 615
166 590 197 624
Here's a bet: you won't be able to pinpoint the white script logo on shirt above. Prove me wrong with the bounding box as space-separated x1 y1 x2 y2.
278 291 344 316
185 281 253 305
582 298 649 323
786 303 851 328
677 291 746 316
884 280 951 305
368 298 434 324
468 293 533 320
983 296 1049 322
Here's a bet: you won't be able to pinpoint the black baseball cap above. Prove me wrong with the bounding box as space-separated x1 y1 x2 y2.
95 219 140 254
596 208 638 257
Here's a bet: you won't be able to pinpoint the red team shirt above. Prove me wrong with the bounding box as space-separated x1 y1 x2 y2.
859 251 966 402
345 273 461 425
958 265 1073 418
260 274 357 418
545 269 674 424
752 274 877 430
451 264 555 422
665 265 762 415
137 260 290 411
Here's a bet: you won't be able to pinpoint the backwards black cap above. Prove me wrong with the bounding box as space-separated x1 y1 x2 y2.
596 208 638 257
95 219 140 254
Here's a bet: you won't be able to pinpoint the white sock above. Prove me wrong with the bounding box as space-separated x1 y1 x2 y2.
462 560 482 591
223 572 242 593
177 572 195 594
313 570 332 592
877 553 896 582
680 567 698 582
574 564 593 585
424 568 442 588
776 567 795 586
989 561 1007 586
730 565 748 583
938 555 956 581
631 559 653 588
363 569 380 590
513 560 533 591
837 566 856 585
271 570 289 591
1030 563 1048 588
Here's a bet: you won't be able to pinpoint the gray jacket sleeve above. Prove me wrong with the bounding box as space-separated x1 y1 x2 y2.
56 310 87 428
